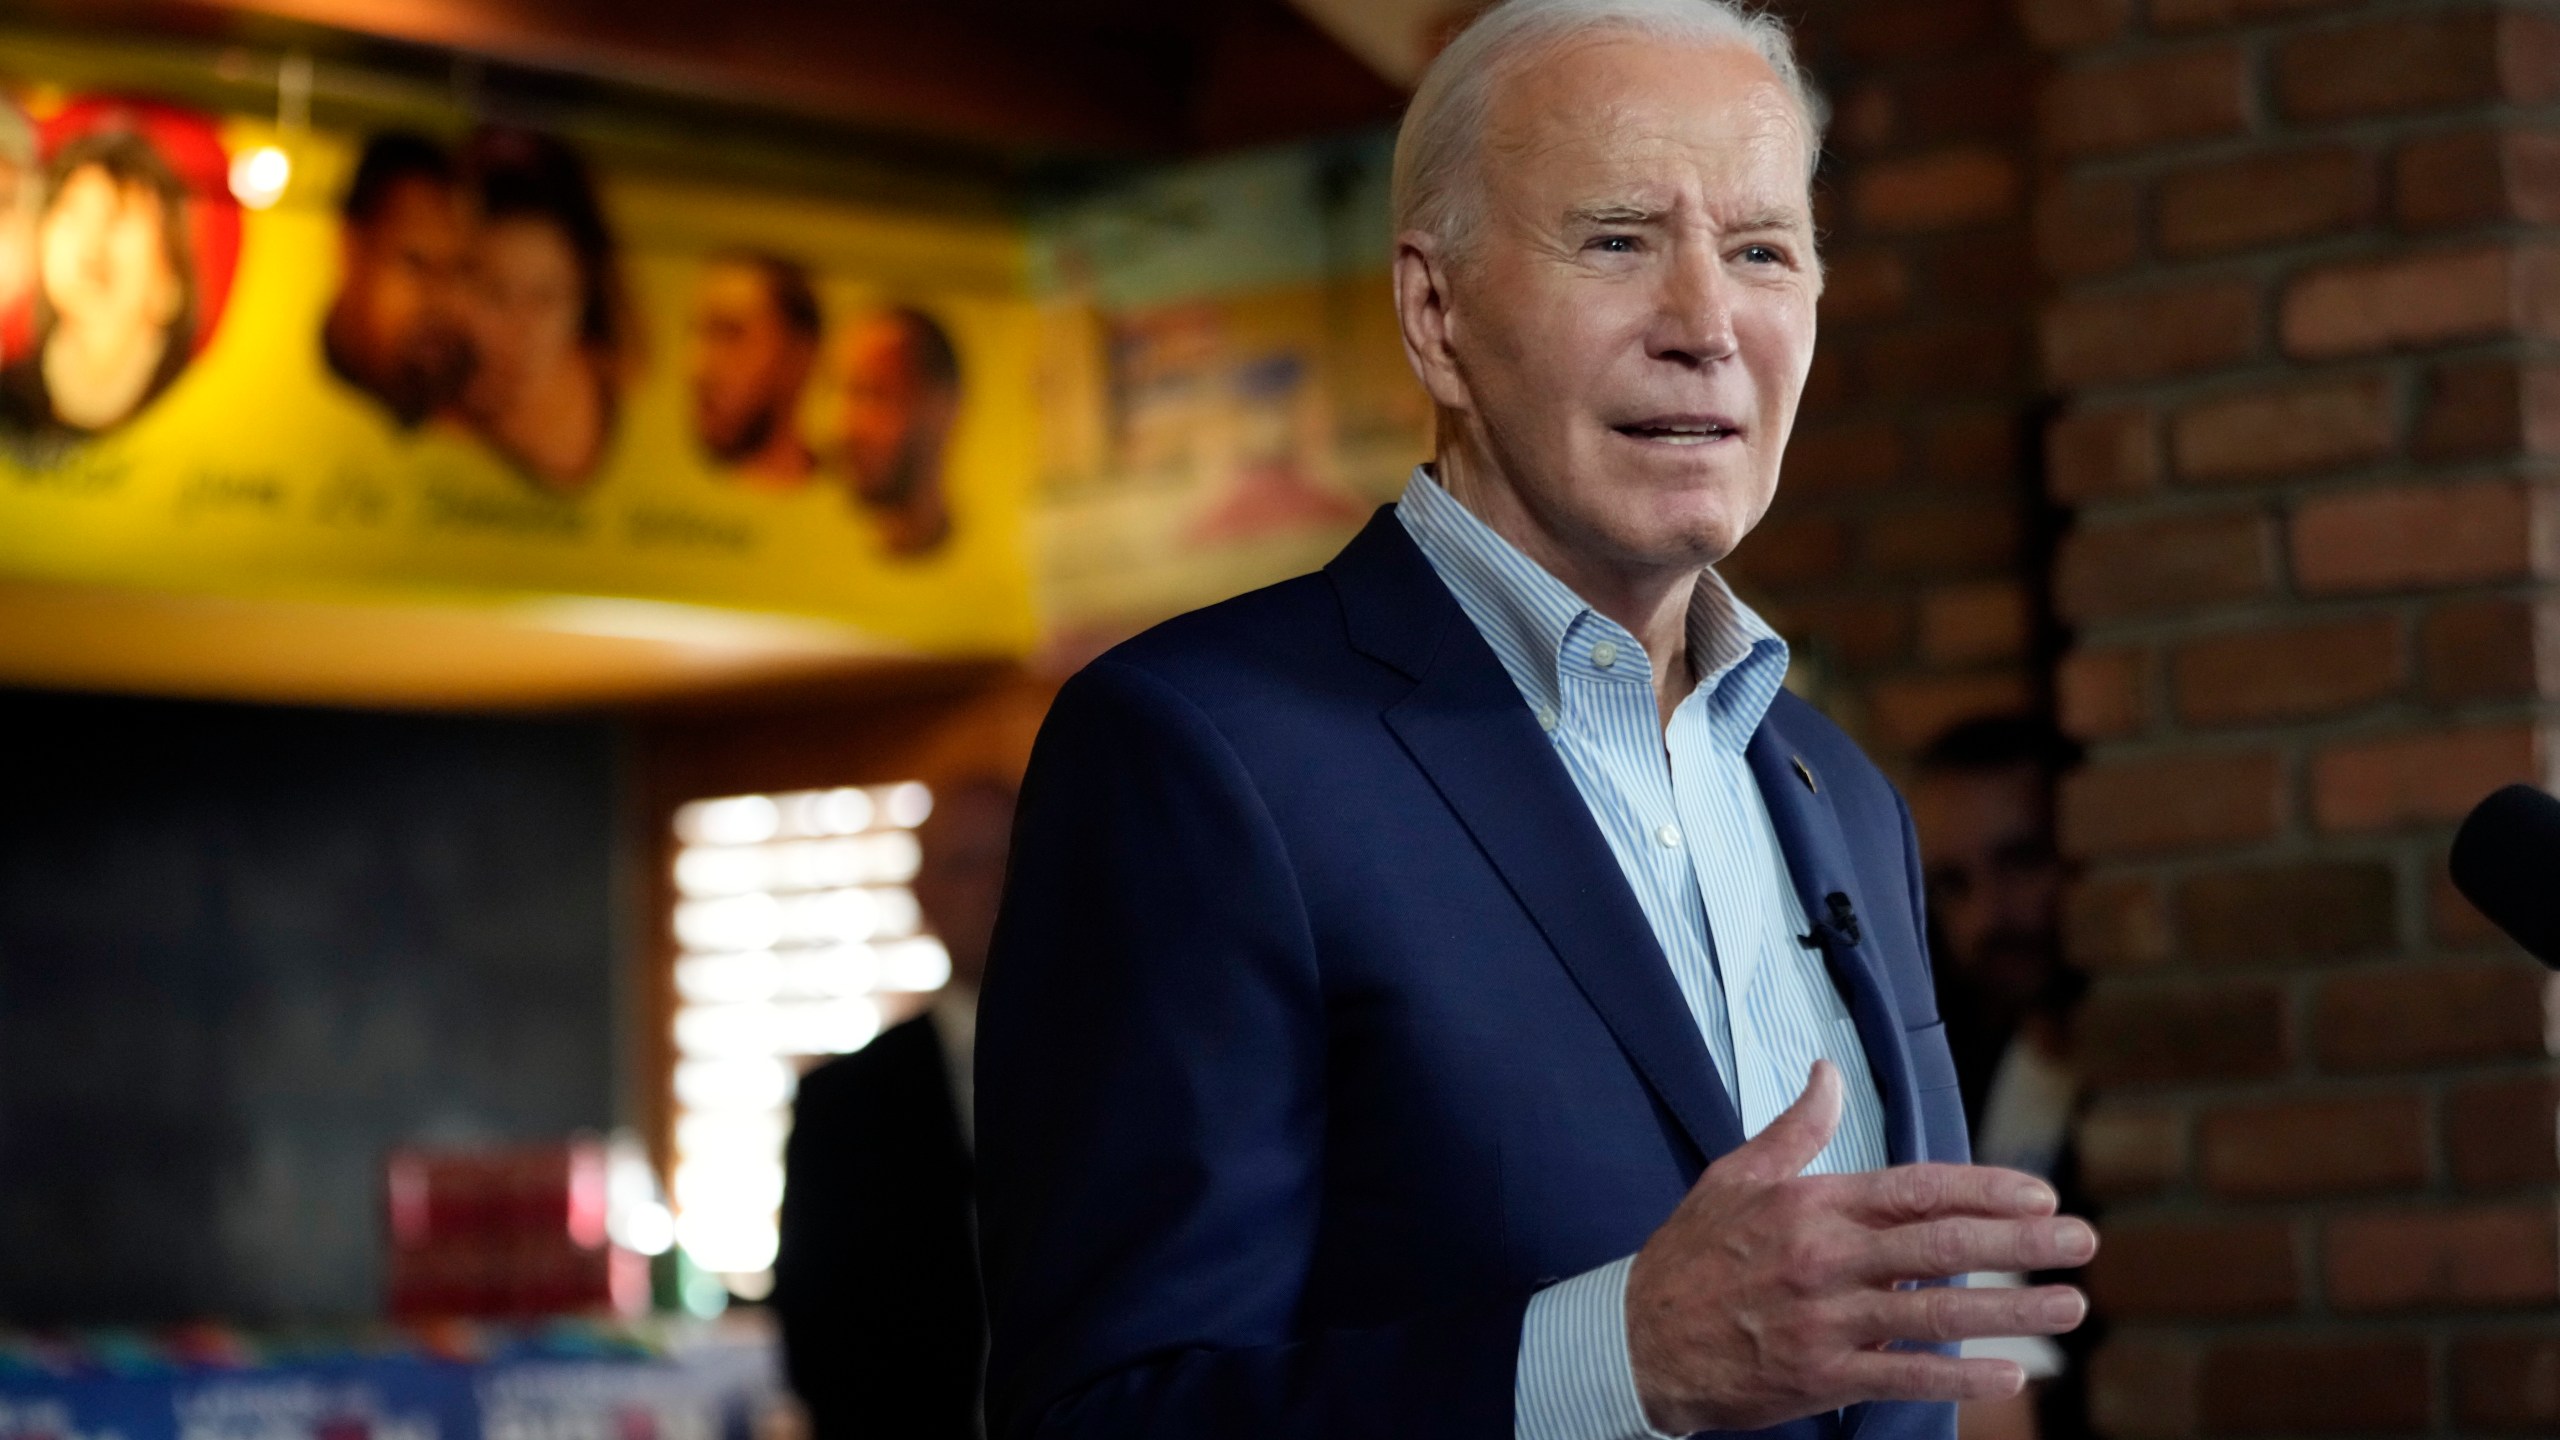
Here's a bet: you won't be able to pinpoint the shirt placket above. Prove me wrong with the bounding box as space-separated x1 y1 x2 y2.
1723 755 1871 1174
1562 622 1742 1104
1670 701 1783 1140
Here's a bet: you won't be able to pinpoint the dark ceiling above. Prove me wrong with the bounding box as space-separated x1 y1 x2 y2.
3 0 1410 161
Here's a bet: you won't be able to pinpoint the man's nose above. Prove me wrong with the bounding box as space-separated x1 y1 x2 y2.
1650 244 1739 365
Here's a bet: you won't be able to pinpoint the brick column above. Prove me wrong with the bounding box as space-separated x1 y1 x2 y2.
1718 0 2053 761
2026 0 2560 1434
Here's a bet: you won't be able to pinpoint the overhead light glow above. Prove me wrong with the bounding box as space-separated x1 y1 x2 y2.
665 780 944 1297
228 145 290 209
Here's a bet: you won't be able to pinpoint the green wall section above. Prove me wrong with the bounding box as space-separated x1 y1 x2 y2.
1030 130 1398 308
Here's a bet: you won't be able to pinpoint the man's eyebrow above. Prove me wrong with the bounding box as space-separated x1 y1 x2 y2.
1560 203 1815 232
1563 202 1667 226
1727 208 1813 233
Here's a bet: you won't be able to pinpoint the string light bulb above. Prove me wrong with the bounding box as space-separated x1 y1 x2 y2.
228 144 289 209
228 50 310 210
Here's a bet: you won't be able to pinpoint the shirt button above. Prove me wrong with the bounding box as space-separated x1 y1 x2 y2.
1591 640 1619 670
1656 822 1682 848
1536 704 1559 732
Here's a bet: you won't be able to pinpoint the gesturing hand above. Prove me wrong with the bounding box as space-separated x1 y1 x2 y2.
1626 1061 2097 1436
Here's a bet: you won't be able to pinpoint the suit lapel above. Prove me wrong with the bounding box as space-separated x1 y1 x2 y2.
1387 660 1747 1167
1745 724 1924 1167
1330 510 1745 1166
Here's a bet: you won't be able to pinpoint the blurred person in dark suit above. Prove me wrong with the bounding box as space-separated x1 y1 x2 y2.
324 132 471 428
774 776 1017 1440
1910 716 2084 1180
1911 715 2090 1440
690 250 821 487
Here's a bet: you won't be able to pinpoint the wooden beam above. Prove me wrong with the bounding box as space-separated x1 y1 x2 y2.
13 0 1197 155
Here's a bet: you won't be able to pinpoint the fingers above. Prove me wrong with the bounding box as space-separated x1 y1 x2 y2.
1853 1215 2099 1283
1721 1060 1844 1184
1836 1351 2027 1405
1845 1282 2088 1348
1834 1163 2060 1223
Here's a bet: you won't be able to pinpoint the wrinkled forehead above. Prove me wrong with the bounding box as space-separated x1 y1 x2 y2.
1478 35 1815 221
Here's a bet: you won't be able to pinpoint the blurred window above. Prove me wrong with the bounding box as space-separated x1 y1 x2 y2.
667 781 945 1296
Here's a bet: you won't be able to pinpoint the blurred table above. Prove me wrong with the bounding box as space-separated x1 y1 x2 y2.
0 1313 792 1440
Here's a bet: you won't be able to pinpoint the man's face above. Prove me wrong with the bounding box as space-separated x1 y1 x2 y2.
1914 764 2067 1015
40 163 180 338
1409 38 1820 574
690 263 812 462
839 318 927 502
337 177 469 410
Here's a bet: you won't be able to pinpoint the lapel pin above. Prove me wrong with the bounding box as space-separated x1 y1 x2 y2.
1792 755 1818 793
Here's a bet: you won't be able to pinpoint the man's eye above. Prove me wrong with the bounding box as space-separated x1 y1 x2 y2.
1738 243 1784 265
1588 235 1639 254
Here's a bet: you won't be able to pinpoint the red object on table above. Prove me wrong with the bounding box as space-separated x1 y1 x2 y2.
384 1138 646 1320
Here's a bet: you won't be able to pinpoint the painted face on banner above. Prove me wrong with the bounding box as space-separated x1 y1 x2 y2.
43 162 182 341
336 174 471 421
466 216 584 408
0 148 36 328
691 260 814 467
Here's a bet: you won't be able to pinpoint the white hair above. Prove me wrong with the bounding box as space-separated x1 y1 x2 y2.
1391 0 1827 259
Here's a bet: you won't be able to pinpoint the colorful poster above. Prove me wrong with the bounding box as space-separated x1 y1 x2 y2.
1028 134 1432 637
0 1320 788 1440
0 87 1038 658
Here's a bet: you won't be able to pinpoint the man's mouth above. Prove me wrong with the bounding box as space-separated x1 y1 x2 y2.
1612 415 1740 446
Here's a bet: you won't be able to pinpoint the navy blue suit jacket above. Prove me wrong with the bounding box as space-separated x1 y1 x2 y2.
979 509 1969 1440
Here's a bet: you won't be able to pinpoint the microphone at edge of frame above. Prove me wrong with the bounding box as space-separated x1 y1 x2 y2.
2448 783 2560 969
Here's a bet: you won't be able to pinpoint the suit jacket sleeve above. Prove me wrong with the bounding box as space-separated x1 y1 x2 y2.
977 657 1532 1440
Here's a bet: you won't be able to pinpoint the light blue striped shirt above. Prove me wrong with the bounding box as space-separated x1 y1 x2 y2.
1395 469 1890 1440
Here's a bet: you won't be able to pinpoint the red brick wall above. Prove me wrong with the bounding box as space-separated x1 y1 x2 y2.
1724 0 2056 757
2024 0 2560 1434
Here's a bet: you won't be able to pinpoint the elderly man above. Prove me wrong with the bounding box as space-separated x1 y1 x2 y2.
978 4 2096 1440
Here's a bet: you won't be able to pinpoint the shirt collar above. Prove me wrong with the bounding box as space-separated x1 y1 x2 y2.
1396 466 1790 750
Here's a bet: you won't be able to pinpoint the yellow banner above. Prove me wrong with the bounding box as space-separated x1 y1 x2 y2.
0 92 1039 659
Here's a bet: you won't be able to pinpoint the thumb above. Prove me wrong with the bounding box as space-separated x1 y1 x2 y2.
1721 1059 1843 1185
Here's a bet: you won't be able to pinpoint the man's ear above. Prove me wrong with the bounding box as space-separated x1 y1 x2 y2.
1391 230 1472 415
